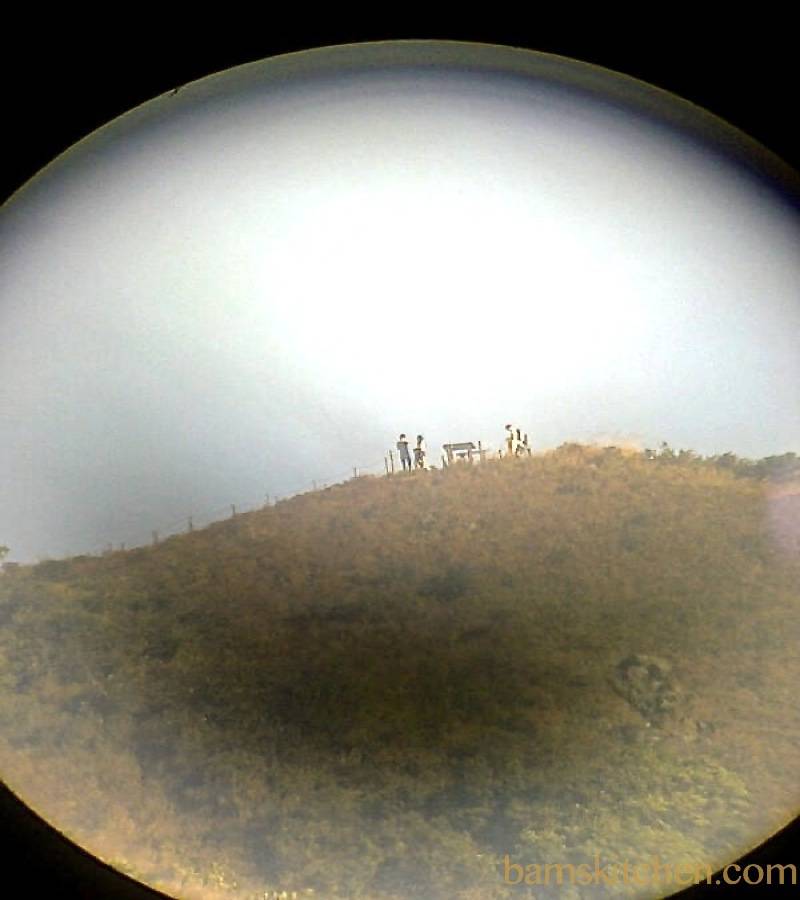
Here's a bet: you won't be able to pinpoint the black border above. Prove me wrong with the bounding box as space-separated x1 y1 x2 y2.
2 22 798 899
2 27 797 205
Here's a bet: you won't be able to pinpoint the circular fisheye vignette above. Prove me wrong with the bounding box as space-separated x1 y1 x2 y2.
1 39 799 900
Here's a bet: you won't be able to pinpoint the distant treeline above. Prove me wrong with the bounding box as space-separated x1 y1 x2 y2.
640 444 800 481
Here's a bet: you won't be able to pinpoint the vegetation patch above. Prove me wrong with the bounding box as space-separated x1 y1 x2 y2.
1 446 799 899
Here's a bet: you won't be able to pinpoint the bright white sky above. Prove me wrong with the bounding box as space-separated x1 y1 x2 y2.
2 53 799 560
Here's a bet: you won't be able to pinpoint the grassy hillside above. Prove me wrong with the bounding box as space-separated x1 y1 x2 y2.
1 445 799 899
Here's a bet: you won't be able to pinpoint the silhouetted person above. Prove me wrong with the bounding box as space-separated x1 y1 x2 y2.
397 434 412 471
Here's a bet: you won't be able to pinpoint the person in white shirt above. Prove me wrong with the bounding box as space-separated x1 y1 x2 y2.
505 423 531 457
414 435 427 469
505 424 516 457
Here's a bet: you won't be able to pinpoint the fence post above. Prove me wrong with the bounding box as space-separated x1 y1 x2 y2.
231 504 237 518
388 450 395 473
353 466 358 479
188 516 193 533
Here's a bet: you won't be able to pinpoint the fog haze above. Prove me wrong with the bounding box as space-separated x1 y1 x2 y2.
2 50 799 561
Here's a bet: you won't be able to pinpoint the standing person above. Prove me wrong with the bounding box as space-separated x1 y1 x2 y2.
414 434 427 469
397 434 412 471
515 428 525 457
505 424 516 457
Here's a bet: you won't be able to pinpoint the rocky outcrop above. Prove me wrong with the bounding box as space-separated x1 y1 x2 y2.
610 654 680 724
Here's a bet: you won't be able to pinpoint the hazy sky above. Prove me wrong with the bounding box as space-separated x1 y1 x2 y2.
2 45 799 561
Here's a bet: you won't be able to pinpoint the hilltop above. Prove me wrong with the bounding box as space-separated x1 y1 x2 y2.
1 445 799 899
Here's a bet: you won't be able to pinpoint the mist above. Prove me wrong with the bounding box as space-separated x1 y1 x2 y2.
2 45 798 561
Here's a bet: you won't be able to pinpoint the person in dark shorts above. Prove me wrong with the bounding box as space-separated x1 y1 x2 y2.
397 434 412 471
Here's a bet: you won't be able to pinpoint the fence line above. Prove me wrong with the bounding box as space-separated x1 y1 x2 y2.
39 440 510 562
77 453 400 559
12 447 524 565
